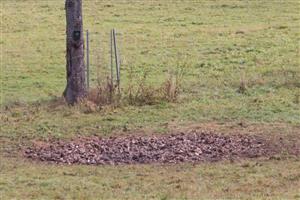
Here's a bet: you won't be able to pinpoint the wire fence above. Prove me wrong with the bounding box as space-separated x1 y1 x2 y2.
85 29 200 90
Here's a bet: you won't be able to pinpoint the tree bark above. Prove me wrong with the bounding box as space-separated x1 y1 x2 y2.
64 0 87 104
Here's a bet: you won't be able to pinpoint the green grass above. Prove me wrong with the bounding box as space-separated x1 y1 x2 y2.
1 157 300 200
1 0 300 199
1 0 299 123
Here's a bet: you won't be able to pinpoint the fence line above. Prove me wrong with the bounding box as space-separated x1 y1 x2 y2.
84 30 200 88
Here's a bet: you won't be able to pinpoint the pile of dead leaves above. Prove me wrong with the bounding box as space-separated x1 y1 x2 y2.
24 131 277 165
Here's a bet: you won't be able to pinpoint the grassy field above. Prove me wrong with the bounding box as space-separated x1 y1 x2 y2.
1 0 300 199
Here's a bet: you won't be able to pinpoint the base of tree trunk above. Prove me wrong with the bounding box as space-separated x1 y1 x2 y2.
64 0 87 104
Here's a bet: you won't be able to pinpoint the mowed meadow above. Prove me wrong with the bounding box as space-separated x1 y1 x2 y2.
1 0 300 199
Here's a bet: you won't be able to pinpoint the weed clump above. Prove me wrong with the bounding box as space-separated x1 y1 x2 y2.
125 69 183 106
237 72 247 94
82 62 187 111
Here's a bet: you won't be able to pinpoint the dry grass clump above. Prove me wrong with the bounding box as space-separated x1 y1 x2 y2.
79 77 120 113
125 75 180 106
237 71 247 94
125 63 186 106
81 63 186 110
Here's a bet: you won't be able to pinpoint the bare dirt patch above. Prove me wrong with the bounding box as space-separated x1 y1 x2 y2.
24 131 283 165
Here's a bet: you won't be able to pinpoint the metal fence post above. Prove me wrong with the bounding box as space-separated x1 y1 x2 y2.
86 30 90 90
113 29 120 90
110 29 114 87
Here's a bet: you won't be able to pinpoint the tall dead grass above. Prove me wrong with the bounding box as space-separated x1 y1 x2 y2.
82 61 187 111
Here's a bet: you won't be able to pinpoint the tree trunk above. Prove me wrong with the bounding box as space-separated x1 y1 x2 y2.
64 0 87 104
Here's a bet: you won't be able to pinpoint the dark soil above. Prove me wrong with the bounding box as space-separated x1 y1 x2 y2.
24 131 282 165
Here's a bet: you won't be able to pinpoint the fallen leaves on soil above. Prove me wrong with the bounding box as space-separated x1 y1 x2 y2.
24 131 281 165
